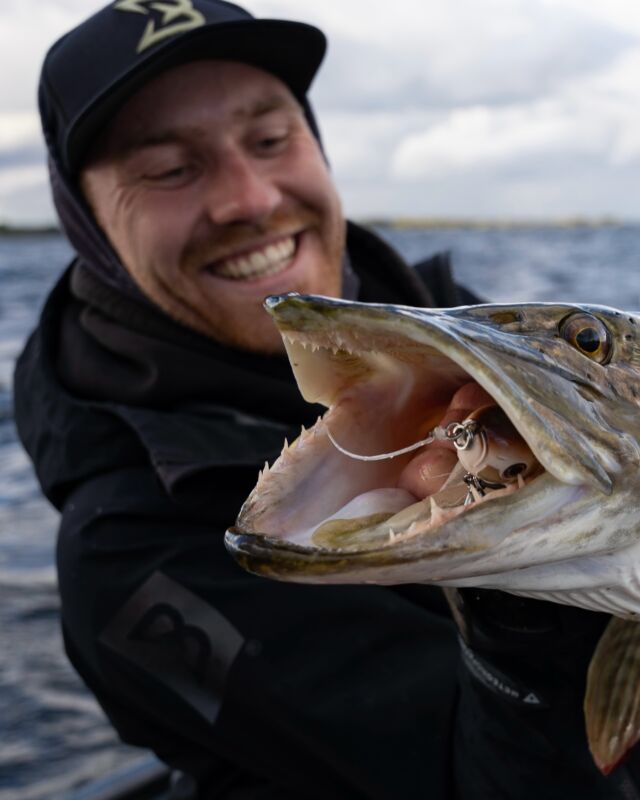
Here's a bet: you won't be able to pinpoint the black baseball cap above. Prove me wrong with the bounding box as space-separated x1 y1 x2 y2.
39 0 326 176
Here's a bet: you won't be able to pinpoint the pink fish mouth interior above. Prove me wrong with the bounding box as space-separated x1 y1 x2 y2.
236 324 546 552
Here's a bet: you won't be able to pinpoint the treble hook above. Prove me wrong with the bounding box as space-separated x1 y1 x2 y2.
463 472 506 505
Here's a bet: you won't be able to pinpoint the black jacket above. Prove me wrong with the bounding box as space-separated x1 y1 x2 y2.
14 223 639 799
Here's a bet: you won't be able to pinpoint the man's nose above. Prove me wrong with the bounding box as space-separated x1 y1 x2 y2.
205 152 282 226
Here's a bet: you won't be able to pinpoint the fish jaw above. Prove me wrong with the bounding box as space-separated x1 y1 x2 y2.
225 294 640 616
229 477 640 618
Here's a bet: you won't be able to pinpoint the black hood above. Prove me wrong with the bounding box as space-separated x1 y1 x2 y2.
47 155 147 302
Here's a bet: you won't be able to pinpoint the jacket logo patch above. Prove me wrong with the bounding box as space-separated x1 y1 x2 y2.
129 602 213 685
100 571 244 724
114 0 206 53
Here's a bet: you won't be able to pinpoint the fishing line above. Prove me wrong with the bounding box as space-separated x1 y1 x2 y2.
326 428 442 461
325 421 477 462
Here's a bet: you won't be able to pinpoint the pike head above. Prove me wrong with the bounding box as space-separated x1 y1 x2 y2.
227 295 640 617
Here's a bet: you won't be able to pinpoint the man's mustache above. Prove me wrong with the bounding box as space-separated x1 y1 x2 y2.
180 209 319 273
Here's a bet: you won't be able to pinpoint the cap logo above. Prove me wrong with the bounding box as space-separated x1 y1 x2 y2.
114 0 206 54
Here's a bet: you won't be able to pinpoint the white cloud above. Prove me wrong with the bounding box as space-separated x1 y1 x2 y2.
321 109 441 179
541 0 640 34
0 112 41 150
0 164 52 225
391 102 601 179
0 163 47 193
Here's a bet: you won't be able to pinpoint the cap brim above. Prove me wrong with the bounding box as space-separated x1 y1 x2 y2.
65 19 326 174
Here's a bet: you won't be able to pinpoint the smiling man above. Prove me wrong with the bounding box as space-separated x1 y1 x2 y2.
80 59 345 351
13 1 627 799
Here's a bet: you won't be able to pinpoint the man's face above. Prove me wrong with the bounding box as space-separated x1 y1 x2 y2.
81 60 345 353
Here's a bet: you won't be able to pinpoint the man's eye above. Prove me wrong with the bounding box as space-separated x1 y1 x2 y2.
145 165 192 183
255 132 288 154
159 167 185 178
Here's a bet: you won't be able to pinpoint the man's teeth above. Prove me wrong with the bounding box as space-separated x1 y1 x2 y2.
215 236 296 279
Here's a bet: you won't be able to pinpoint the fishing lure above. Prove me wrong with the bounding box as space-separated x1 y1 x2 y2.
327 405 539 505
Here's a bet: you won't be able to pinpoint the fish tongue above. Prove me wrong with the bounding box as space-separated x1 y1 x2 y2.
309 487 418 548
322 487 417 519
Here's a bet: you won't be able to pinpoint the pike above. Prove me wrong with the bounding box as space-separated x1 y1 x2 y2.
225 294 640 775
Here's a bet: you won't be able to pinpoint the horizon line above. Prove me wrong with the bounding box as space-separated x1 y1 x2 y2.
2 215 639 235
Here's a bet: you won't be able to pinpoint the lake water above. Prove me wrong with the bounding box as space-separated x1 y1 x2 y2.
2 224 639 798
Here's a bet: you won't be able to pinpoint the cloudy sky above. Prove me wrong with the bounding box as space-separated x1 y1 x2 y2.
1 0 639 224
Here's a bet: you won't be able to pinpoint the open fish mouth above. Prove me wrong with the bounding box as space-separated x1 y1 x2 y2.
226 294 636 591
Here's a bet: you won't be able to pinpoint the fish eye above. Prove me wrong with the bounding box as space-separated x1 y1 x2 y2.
559 313 612 364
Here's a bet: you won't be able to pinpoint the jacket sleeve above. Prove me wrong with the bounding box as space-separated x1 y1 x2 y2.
56 464 459 800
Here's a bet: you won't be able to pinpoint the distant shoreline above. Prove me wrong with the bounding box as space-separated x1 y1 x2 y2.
0 217 637 236
362 216 636 230
0 224 61 236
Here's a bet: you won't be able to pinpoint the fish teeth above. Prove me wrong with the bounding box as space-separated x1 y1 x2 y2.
296 424 312 445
